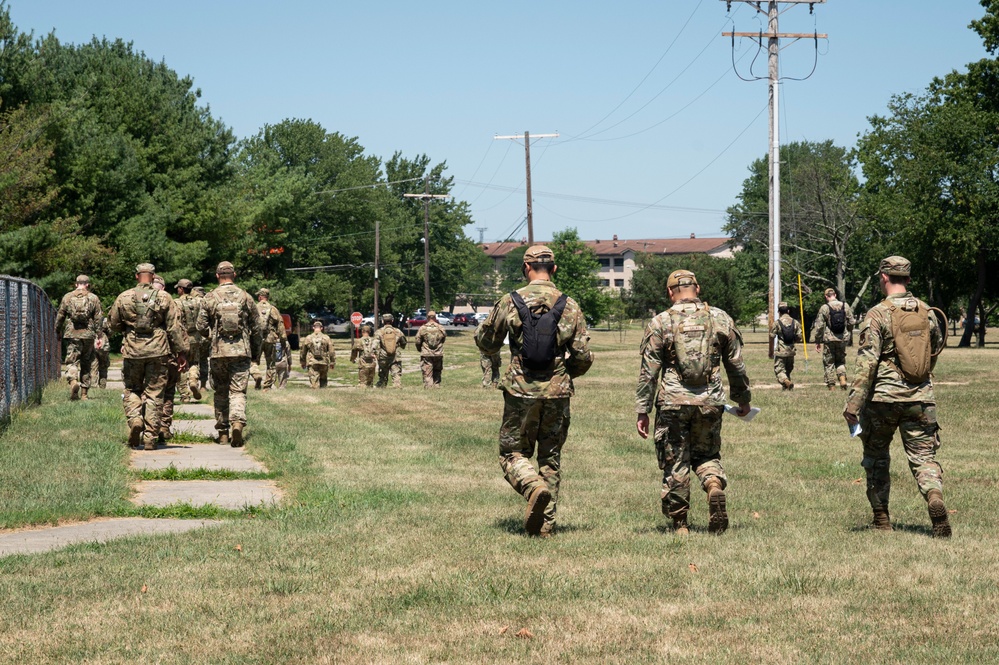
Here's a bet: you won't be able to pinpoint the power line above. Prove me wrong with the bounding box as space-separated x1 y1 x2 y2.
315 177 424 195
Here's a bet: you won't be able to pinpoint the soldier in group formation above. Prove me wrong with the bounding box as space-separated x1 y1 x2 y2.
414 310 446 388
191 286 211 389
374 313 407 388
174 278 204 402
350 323 377 387
251 288 287 392
771 301 803 390
91 316 111 390
300 320 336 388
812 287 856 391
56 274 104 401
273 336 292 389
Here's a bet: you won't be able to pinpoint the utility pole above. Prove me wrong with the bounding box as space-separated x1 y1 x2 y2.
723 0 825 357
403 179 449 313
373 220 379 323
494 131 558 244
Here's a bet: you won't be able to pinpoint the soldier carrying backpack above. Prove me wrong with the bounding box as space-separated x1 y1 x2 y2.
374 313 407 388
770 301 803 390
812 287 856 391
415 311 448 388
55 274 104 402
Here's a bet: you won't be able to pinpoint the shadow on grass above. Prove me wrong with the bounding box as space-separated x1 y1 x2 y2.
847 521 937 538
493 516 594 536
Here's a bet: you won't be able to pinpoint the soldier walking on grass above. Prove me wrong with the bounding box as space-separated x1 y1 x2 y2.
771 301 803 390
415 310 446 388
196 261 260 447
844 256 951 537
812 287 856 390
300 320 336 388
274 337 292 389
635 269 752 535
108 264 188 450
55 274 103 401
475 245 593 538
250 288 287 391
374 313 406 388
351 324 377 387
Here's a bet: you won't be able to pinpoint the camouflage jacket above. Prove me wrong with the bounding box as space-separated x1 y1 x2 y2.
351 336 378 365
55 289 103 340
415 321 447 357
812 300 855 344
374 324 407 361
770 313 803 358
845 291 944 414
108 285 188 360
196 283 261 360
256 300 286 345
176 293 203 343
635 298 751 413
300 331 336 367
475 280 593 399
94 318 110 356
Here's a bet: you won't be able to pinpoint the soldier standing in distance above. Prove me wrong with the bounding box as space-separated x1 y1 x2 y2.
812 287 856 390
350 323 377 387
374 313 407 388
300 320 336 388
771 301 803 390
196 261 261 447
415 310 447 388
250 287 286 391
55 274 103 401
274 337 292 389
475 245 593 538
108 263 188 450
635 269 752 535
844 256 951 537
174 279 203 401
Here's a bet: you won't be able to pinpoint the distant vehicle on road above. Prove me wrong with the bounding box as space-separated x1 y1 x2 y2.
435 312 453 325
452 313 474 326
406 316 428 328
472 312 488 324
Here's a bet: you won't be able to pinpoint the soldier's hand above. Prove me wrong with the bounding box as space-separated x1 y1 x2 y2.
734 402 752 418
177 354 188 372
94 338 104 350
815 344 822 353
843 409 859 426
636 413 650 439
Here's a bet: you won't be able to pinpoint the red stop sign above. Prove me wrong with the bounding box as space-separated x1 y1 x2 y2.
350 312 363 326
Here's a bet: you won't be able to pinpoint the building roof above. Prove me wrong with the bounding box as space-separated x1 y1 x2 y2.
479 236 731 259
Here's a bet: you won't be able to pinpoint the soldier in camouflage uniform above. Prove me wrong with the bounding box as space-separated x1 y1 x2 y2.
635 269 752 535
174 279 203 402
196 261 261 447
351 324 377 387
844 256 951 537
374 313 407 388
476 245 593 538
771 301 803 390
192 286 211 389
300 320 336 388
415 310 447 388
274 337 292 389
250 288 286 391
150 274 183 443
812 287 856 390
90 317 111 390
108 264 188 450
55 274 104 401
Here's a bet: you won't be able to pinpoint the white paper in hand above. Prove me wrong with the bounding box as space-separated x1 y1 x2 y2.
849 422 863 438
723 404 761 422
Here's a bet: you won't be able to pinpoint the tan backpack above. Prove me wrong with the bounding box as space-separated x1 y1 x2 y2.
883 298 947 384
382 327 398 354
666 304 717 386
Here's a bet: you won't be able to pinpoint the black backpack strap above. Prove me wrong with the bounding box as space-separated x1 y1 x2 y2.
510 291 533 324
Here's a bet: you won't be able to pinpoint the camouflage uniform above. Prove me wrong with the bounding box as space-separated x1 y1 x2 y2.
108 265 188 449
374 318 407 388
635 288 751 529
770 309 803 388
90 318 111 389
193 286 211 389
174 284 203 401
476 251 593 537
55 278 103 398
351 332 378 387
196 272 261 440
415 316 447 388
274 339 291 389
250 291 286 390
845 256 947 534
300 329 336 388
812 295 856 388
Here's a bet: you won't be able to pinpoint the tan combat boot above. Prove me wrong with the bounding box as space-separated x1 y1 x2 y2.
70 380 80 401
839 375 848 390
79 387 89 401
871 507 892 531
99 378 107 389
190 382 202 401
143 435 156 451
231 422 244 448
705 478 728 535
254 377 262 390
828 385 837 391
927 489 952 538
217 430 230 446
127 419 144 448
524 485 551 536
672 515 689 536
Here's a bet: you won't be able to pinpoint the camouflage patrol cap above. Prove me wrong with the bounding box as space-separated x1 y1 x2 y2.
75 274 90 285
135 263 155 275
523 245 555 264
666 269 698 289
216 261 235 275
175 278 193 290
312 320 323 328
361 323 374 333
879 255 911 277
256 288 270 298
381 313 394 323
824 288 837 298
192 286 206 296
777 301 789 310
152 274 165 287
427 310 436 319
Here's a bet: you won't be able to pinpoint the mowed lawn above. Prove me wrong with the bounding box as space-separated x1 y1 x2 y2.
1 328 998 663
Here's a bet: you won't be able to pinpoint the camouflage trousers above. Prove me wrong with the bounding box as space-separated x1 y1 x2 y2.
376 355 402 388
498 393 571 531
63 338 95 389
250 341 277 389
122 356 168 446
653 405 727 520
211 357 251 433
307 363 329 388
773 355 795 384
481 353 500 388
177 343 201 402
199 340 210 388
859 401 943 510
420 356 443 388
274 357 289 389
822 342 847 386
357 360 376 387
160 359 181 434
90 346 110 389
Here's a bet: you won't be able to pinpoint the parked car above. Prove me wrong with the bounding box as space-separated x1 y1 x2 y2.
472 312 488 324
406 316 428 328
452 313 474 326
435 312 453 325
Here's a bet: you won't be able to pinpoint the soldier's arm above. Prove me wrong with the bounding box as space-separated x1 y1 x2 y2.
398 328 407 348
721 318 752 405
328 338 336 368
196 298 211 335
108 297 124 333
475 298 510 354
564 308 593 379
795 320 803 344
635 319 664 415
414 327 424 352
300 339 308 367
811 306 826 342
844 312 883 417
164 297 190 356
246 295 262 360
928 309 944 373
55 296 68 335
89 296 104 336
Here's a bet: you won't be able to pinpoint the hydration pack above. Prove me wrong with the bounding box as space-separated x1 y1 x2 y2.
829 304 847 335
510 291 568 371
667 304 717 386
778 318 797 346
132 287 158 334
883 298 942 384
69 292 91 328
422 325 445 350
381 327 398 354
217 292 243 336
310 335 326 360
180 297 200 334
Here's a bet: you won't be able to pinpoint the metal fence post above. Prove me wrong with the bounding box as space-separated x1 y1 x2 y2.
0 275 60 423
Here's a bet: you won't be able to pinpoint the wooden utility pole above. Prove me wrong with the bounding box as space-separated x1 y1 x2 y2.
723 0 826 356
373 220 380 323
403 180 449 313
494 131 559 244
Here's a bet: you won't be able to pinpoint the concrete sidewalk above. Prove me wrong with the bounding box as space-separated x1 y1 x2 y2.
0 518 222 557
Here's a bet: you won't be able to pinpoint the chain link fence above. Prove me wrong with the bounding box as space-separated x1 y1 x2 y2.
1 275 60 423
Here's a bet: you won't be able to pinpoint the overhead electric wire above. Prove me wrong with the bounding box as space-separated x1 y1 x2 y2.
467 138 515 207
455 139 495 201
315 177 424 195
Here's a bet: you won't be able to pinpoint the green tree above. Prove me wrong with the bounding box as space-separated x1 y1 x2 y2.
549 228 609 325
626 253 744 322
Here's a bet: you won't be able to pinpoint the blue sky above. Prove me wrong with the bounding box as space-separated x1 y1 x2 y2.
10 1 989 243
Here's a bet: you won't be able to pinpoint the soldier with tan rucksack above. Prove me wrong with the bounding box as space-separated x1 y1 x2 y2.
374 313 407 388
415 311 447 388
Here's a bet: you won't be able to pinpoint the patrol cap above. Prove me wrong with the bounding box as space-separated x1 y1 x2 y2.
879 255 911 277
361 323 374 333
257 288 270 298
216 261 235 275
75 274 90 285
777 301 789 310
381 313 394 322
427 310 436 319
135 263 156 275
312 320 323 328
192 286 206 296
175 278 193 290
152 274 165 286
666 269 698 289
824 288 837 298
523 245 555 264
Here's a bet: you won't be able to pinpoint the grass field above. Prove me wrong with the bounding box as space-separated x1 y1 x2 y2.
2 328 998 663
